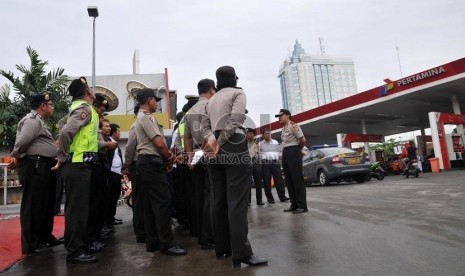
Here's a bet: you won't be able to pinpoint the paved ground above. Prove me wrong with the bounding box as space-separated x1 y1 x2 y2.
2 170 465 276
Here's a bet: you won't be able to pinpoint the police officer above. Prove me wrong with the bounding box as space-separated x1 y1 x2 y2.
275 109 308 214
202 66 267 267
86 94 113 251
123 104 146 243
55 77 99 263
9 93 60 255
175 96 198 236
135 88 187 256
184 79 216 249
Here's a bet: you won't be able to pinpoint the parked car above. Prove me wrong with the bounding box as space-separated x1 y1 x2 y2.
303 147 371 186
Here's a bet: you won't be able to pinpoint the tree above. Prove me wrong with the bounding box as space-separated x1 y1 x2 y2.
369 138 403 157
0 46 70 151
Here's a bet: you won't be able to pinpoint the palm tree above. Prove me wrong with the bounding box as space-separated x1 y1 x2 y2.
0 46 70 151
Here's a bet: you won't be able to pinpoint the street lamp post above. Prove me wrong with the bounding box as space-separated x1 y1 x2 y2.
87 6 99 89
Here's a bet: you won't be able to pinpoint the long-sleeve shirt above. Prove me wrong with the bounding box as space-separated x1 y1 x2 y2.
202 87 247 146
124 123 138 167
184 96 209 148
57 104 93 162
10 111 56 159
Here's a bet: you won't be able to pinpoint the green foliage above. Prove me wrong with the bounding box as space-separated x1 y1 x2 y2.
0 46 70 151
369 138 403 157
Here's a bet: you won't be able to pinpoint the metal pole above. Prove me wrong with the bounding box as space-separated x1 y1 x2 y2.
92 17 96 89
164 68 171 125
3 165 7 206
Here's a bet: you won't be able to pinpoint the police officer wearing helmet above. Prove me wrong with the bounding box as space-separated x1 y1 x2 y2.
275 109 308 214
9 93 61 255
135 88 187 256
55 76 99 263
202 66 268 267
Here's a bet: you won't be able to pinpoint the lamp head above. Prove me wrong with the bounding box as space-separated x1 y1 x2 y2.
87 6 99 18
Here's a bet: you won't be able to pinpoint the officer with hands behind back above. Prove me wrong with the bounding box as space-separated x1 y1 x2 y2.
135 88 187 256
9 93 62 255
276 109 308 214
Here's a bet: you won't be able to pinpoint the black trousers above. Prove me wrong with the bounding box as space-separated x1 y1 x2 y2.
282 146 307 210
262 161 287 201
250 160 263 203
17 157 56 254
129 163 145 240
88 164 108 242
208 133 254 259
62 162 93 258
172 164 191 227
137 156 176 250
106 171 123 223
192 159 214 245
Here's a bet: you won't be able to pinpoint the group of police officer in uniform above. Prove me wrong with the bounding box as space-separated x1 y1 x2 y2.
9 65 308 268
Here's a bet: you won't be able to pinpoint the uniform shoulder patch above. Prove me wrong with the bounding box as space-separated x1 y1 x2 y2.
149 116 156 123
80 112 88 120
293 124 300 132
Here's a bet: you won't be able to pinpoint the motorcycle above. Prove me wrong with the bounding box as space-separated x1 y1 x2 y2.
370 161 385 180
403 159 420 178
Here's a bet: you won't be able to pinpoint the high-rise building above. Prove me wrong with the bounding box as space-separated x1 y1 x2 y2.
278 40 358 114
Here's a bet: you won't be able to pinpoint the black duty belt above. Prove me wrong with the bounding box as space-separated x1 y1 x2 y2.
283 145 300 151
138 154 165 166
214 127 245 138
24 154 56 163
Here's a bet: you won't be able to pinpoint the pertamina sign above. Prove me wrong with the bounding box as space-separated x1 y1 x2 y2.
397 66 446 86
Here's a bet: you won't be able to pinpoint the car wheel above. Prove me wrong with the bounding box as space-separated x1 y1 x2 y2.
318 170 329 186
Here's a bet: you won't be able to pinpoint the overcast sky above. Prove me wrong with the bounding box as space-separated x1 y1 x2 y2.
2 0 465 129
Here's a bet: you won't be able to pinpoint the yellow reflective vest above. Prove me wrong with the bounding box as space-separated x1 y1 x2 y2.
69 100 99 163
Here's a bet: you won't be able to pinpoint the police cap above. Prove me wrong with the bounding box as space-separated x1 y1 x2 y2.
30 93 51 109
274 109 291 118
136 88 162 102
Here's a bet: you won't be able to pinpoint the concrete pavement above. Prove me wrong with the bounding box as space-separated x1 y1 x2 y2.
2 170 465 275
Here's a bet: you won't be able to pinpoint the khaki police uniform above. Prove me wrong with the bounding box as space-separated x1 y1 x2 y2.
281 121 307 211
201 87 254 260
10 110 57 254
135 109 176 251
184 96 214 246
57 100 99 260
124 123 145 241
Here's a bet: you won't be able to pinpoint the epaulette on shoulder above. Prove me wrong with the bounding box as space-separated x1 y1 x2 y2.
143 111 151 115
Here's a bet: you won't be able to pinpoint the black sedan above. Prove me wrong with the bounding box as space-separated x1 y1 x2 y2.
303 147 371 186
